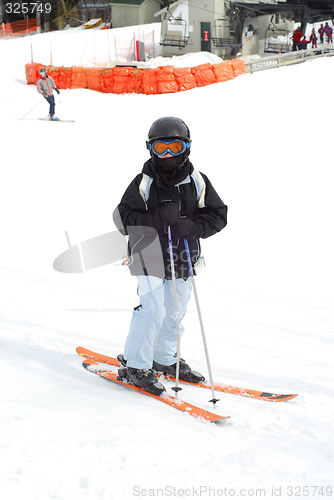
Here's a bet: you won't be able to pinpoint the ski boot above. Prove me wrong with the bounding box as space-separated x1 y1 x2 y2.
117 354 166 396
153 359 205 383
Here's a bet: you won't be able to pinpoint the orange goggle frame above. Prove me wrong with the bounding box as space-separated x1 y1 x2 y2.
148 139 191 156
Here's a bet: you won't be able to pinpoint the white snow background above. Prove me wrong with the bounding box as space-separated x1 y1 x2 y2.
1 22 333 500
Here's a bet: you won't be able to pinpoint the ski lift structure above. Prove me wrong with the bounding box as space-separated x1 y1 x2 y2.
160 3 191 49
264 20 291 54
211 17 242 50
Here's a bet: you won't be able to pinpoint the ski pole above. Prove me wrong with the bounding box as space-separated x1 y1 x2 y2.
19 98 44 121
167 225 182 398
184 238 219 407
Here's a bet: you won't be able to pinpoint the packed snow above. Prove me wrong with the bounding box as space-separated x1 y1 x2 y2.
1 22 334 500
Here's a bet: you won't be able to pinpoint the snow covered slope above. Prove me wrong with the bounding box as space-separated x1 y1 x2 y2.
1 26 333 500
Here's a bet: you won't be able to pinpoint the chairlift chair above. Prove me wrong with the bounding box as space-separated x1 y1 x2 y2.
160 3 191 49
211 17 242 49
264 21 291 54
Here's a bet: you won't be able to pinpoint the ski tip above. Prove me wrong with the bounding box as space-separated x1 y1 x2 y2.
82 359 99 369
212 415 231 423
259 392 298 402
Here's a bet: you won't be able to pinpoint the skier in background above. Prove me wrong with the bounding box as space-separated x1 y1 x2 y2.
37 68 60 121
113 117 227 395
299 35 311 50
310 29 317 48
292 26 303 51
318 24 325 43
324 23 333 44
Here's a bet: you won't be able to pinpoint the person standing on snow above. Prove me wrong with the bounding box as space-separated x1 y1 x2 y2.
324 23 333 44
113 116 228 395
292 26 303 51
37 68 60 121
318 24 325 44
310 29 317 48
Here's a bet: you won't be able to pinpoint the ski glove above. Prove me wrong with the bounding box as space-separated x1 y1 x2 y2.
170 218 202 240
147 202 180 230
55 88 60 94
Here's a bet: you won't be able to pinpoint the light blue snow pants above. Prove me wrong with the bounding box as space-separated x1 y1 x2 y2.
123 276 193 369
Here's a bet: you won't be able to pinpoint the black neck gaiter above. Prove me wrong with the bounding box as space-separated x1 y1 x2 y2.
151 151 191 186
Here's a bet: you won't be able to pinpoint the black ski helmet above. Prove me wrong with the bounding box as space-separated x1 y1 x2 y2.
146 117 192 175
40 68 47 76
147 117 191 145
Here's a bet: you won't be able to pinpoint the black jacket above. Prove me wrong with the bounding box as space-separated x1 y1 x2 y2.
113 159 227 279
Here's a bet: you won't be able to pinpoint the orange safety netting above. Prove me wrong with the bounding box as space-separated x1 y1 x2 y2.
25 63 40 84
191 63 216 87
86 68 102 92
212 61 235 83
156 66 179 94
25 59 246 95
45 66 61 87
100 69 114 93
231 59 247 77
71 67 87 89
57 67 72 89
127 69 143 94
111 67 134 94
174 68 197 92
1 19 39 38
142 69 158 95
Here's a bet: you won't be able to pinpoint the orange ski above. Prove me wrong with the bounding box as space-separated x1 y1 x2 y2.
77 347 118 366
81 359 228 423
76 346 298 403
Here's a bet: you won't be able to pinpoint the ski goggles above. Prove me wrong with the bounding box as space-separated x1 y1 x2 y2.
148 139 191 156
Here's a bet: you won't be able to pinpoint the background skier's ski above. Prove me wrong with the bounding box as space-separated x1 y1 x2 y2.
39 118 75 122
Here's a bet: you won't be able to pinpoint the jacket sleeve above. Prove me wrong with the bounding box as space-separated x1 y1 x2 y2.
37 79 44 95
192 172 228 239
113 174 151 236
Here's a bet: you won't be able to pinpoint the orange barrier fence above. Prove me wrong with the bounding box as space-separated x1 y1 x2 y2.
25 59 246 94
1 19 39 38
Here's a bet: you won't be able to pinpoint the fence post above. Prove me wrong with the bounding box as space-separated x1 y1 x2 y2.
79 41 88 66
114 36 118 65
107 30 111 66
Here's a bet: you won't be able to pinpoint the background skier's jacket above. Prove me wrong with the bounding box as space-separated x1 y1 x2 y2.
37 76 57 97
113 159 227 279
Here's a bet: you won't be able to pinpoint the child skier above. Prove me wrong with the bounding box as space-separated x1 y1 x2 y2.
113 117 228 395
37 68 60 121
310 29 317 48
